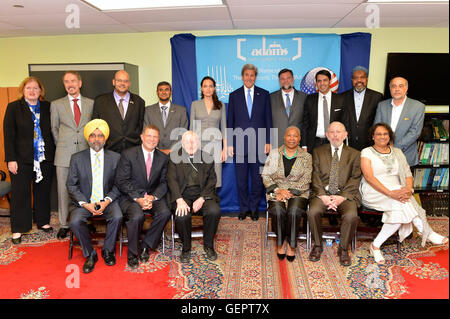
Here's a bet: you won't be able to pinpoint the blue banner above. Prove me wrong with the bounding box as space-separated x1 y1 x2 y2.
195 33 341 102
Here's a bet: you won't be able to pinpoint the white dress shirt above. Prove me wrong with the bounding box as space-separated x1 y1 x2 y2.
390 96 407 132
316 90 332 138
353 89 366 122
282 89 294 109
68 94 81 116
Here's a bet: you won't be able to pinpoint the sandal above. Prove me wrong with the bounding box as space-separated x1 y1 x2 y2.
428 232 449 245
369 243 385 264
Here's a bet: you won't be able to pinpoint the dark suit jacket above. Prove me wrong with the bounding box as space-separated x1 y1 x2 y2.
92 92 145 153
66 149 122 208
311 143 362 206
115 146 168 203
227 85 272 157
166 149 219 205
341 88 383 151
270 88 307 147
3 98 55 164
301 92 344 153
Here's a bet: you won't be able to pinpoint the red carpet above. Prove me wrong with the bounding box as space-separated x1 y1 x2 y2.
0 241 182 299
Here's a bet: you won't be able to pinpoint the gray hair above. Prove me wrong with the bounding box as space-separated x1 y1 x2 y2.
241 64 258 77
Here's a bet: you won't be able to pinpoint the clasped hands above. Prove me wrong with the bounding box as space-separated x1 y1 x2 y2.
275 188 293 202
136 194 155 211
176 197 205 216
319 195 346 211
83 198 111 216
389 187 412 203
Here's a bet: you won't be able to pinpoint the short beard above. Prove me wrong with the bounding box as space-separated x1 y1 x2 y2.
89 141 104 152
282 84 293 91
353 85 366 93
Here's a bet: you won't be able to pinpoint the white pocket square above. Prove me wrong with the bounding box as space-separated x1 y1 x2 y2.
334 108 341 111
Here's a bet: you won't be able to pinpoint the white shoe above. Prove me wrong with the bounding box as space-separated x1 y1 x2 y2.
369 243 385 264
427 232 449 245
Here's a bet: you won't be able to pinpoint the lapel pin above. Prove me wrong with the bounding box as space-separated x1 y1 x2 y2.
404 117 409 120
129 100 134 104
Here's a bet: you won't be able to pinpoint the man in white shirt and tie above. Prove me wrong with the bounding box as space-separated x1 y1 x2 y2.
301 69 344 153
144 82 189 155
51 71 94 239
67 119 123 274
115 124 171 269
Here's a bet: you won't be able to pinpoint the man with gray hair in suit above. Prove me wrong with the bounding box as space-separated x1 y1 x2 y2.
144 81 188 155
270 68 307 148
374 77 425 166
51 70 94 239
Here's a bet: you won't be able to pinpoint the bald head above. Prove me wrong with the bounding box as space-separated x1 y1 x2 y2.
181 131 200 156
113 70 130 96
326 121 347 148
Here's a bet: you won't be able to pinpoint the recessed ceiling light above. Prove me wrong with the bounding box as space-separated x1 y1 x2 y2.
82 0 223 11
13 4 24 8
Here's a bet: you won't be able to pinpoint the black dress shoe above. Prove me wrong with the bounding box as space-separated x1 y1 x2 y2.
127 255 139 269
38 226 53 233
180 250 191 263
12 235 22 245
251 211 259 221
286 255 296 262
337 246 352 267
238 211 247 220
277 253 286 260
101 250 116 266
308 245 323 262
204 247 217 261
83 252 98 274
140 247 150 263
57 228 69 239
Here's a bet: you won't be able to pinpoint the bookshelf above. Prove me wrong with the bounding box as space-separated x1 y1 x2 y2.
414 112 449 216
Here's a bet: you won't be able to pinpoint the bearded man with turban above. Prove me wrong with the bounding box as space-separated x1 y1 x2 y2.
66 119 123 274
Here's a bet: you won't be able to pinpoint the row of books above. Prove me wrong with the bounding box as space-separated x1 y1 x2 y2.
417 142 449 165
413 167 449 190
416 192 449 216
420 118 449 140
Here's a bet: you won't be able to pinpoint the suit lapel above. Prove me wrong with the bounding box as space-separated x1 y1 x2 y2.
79 96 90 127
358 90 372 124
338 145 349 182
165 103 177 128
147 150 160 185
109 92 124 122
348 91 358 123
387 99 393 124
396 98 410 133
152 104 165 128
136 147 148 186
84 150 93 194
103 150 110 190
63 96 77 127
240 87 251 121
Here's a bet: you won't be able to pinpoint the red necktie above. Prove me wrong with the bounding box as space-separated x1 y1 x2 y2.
73 98 81 126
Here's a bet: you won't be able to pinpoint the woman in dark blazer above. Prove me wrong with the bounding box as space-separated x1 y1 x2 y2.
3 76 55 244
261 126 312 262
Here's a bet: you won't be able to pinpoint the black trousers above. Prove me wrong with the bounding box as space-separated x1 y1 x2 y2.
268 197 308 248
174 199 221 253
9 160 53 233
120 199 171 256
69 201 123 258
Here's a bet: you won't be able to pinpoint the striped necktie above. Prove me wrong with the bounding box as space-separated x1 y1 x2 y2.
90 152 102 203
285 93 291 116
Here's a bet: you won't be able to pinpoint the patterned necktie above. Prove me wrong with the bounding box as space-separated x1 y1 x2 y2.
118 98 125 119
146 152 152 181
90 152 102 203
328 147 340 195
73 98 81 126
161 106 168 127
246 89 253 118
323 95 330 133
285 93 291 116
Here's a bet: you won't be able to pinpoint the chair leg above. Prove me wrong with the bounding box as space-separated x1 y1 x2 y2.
306 220 311 251
119 224 123 257
171 215 175 259
162 230 165 254
264 211 269 248
352 229 357 253
68 231 73 260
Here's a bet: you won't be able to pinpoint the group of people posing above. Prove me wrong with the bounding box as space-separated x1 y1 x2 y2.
3 63 447 274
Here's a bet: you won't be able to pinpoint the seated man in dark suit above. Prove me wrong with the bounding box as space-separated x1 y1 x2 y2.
67 119 123 274
167 131 221 263
307 121 362 267
115 124 171 269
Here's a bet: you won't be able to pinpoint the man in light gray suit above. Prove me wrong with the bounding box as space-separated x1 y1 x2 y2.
144 81 188 155
374 77 425 166
51 71 94 239
270 69 307 148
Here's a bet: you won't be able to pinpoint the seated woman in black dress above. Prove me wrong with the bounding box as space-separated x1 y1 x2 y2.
262 126 312 261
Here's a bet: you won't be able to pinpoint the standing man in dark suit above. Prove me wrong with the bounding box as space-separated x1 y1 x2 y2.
302 69 344 153
341 66 383 151
92 70 145 153
67 119 123 274
115 124 171 269
307 122 361 267
270 68 307 148
227 64 272 221
374 77 425 166
144 81 188 155
51 71 94 239
167 131 221 263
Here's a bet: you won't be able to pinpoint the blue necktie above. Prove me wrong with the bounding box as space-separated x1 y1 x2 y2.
246 89 253 118
285 93 291 116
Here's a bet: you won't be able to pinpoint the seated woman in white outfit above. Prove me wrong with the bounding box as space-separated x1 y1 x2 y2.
360 122 448 264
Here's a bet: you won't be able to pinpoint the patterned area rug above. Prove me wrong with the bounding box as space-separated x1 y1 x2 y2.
0 213 448 299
